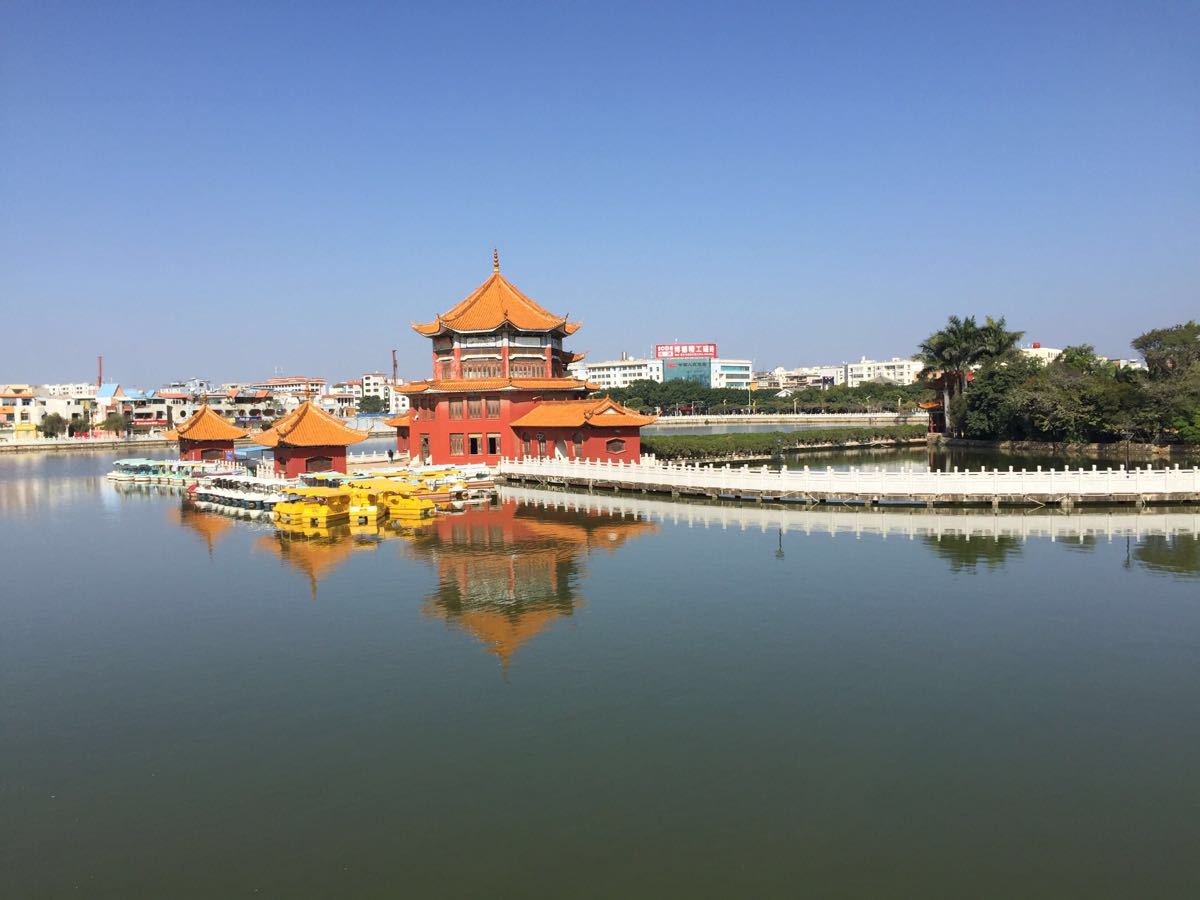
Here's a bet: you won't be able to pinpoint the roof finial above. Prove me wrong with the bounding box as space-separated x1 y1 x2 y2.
493 248 500 273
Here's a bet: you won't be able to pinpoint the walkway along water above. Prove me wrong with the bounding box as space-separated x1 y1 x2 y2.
498 455 1200 507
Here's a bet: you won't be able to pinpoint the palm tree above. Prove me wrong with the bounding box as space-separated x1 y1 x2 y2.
915 314 1025 435
916 315 979 432
977 315 1024 361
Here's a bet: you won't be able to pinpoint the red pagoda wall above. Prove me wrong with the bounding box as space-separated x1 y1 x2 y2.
272 445 349 478
514 426 642 462
179 439 236 462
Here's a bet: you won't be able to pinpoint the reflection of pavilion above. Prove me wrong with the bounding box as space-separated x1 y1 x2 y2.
174 505 236 559
255 526 378 599
406 502 657 667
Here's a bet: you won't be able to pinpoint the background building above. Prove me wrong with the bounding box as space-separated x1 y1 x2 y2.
568 356 663 390
1019 343 1063 365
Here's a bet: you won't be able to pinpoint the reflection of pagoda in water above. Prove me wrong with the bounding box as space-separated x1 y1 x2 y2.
406 502 657 668
255 526 375 599
174 505 236 559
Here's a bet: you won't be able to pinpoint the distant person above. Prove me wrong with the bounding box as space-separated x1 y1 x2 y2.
387 448 394 464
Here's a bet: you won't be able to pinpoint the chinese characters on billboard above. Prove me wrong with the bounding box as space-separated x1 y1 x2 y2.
654 343 717 359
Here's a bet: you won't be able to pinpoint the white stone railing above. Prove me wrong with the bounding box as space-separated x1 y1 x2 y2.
498 456 1200 500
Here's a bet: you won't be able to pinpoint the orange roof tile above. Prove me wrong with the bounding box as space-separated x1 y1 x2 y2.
509 397 657 429
413 260 581 337
164 405 248 442
383 413 412 427
400 377 595 395
255 401 368 448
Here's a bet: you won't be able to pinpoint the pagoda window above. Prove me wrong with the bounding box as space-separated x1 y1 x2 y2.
462 359 502 379
450 433 464 456
449 399 464 419
467 397 482 418
605 439 626 454
487 433 501 455
511 334 544 347
468 434 482 455
486 398 500 418
438 359 453 380
537 433 547 456
510 360 545 378
306 456 333 473
522 434 532 457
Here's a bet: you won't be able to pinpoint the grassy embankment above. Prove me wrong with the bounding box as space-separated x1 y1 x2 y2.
641 425 926 460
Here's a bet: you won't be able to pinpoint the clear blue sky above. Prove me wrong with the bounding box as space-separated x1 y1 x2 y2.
2 1 1197 386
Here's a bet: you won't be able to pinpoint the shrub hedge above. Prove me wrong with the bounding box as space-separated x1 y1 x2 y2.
641 425 926 460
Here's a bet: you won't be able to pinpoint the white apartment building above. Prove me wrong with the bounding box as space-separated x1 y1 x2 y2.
361 372 391 399
569 357 663 390
710 359 754 390
41 382 97 398
843 357 921 388
245 375 327 396
384 385 410 415
1019 344 1063 365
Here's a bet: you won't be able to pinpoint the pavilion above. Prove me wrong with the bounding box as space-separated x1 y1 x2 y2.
165 405 248 461
255 400 367 477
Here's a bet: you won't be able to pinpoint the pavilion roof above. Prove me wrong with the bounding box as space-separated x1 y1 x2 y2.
412 254 581 337
164 405 248 442
255 401 368 448
509 397 656 429
383 413 412 427
400 377 595 395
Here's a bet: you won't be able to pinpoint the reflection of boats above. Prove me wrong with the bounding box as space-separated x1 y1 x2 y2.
405 501 657 667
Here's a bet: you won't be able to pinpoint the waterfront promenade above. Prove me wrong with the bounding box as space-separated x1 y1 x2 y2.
499 455 1200 506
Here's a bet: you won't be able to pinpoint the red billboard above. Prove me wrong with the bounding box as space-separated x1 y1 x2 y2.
655 343 717 359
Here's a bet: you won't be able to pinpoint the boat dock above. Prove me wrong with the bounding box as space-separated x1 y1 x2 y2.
498 456 1200 507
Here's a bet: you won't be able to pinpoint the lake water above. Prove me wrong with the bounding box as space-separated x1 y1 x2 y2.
3 449 1199 898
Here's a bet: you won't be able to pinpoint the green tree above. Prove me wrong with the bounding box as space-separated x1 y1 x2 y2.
977 315 1025 360
1132 321 1200 378
38 412 69 438
101 412 130 435
962 354 1042 439
1059 344 1111 377
358 395 385 413
68 417 92 436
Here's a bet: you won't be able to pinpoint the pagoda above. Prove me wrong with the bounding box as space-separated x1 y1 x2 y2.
255 400 367 477
165 405 248 461
398 252 655 465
